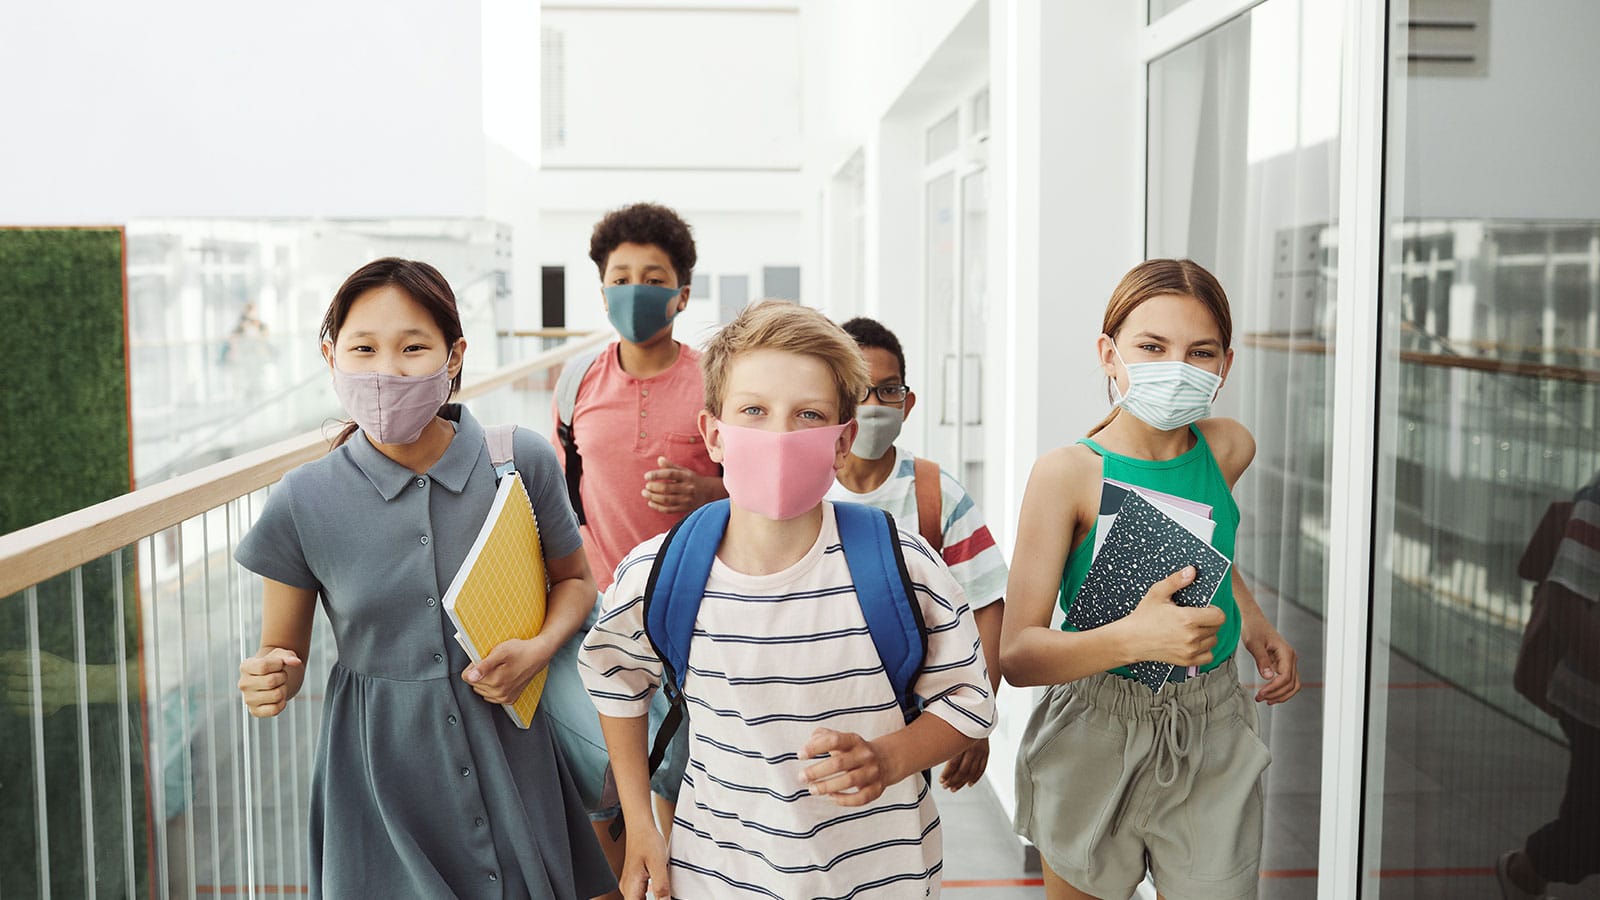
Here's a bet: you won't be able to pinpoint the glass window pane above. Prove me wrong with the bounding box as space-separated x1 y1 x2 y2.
1148 1 1341 893
1150 0 1197 23
125 219 509 486
924 111 959 164
762 265 801 302
718 274 749 324
1366 0 1600 894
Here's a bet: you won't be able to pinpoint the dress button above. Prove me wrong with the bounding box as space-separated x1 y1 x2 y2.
420 535 429 545
474 817 485 827
641 388 650 397
639 431 647 439
639 410 647 418
447 715 458 725
415 477 426 488
461 767 470 777
426 597 437 607
488 872 498 882
433 652 443 663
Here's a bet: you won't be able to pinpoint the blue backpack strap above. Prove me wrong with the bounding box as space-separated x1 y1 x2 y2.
605 499 730 841
643 499 730 697
833 502 927 720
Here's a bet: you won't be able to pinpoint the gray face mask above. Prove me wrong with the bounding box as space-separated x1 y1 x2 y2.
850 406 904 460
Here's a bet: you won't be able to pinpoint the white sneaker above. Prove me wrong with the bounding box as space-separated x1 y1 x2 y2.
1496 850 1555 900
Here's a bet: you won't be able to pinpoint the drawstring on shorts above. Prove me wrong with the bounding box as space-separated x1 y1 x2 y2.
1104 675 1221 834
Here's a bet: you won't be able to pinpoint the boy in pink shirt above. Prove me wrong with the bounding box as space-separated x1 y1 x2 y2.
541 203 725 895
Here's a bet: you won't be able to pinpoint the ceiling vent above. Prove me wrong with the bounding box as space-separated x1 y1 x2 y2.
541 25 566 150
1405 0 1490 77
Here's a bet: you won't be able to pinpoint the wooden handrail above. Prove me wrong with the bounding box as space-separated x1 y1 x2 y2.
0 331 610 598
497 328 599 339
1241 333 1600 385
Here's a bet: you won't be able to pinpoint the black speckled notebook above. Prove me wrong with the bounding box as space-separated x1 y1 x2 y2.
1066 489 1232 692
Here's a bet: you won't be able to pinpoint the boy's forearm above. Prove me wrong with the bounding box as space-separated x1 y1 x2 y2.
540 576 598 649
597 713 657 829
875 713 976 786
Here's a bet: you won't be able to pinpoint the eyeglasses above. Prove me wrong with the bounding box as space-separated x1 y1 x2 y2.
861 383 911 404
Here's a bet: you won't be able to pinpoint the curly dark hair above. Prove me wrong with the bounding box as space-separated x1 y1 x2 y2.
839 316 907 380
588 202 698 286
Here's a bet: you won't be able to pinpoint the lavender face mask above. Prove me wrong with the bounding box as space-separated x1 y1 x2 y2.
330 356 454 445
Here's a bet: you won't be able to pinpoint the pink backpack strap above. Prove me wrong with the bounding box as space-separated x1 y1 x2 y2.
485 425 518 479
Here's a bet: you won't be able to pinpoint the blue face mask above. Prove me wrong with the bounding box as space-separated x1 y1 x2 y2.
604 284 683 343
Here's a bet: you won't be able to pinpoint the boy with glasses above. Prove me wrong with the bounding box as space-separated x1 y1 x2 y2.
825 316 1008 791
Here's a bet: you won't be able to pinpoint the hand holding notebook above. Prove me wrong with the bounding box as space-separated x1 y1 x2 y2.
1066 490 1232 692
443 471 551 727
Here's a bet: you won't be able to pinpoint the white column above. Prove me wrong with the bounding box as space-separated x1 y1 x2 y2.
986 0 1144 819
1318 0 1391 896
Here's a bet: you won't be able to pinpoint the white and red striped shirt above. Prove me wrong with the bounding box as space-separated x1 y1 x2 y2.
1547 476 1600 726
827 447 1007 611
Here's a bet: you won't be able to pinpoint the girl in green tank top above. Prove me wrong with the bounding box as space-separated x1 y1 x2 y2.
1059 423 1243 681
1001 260 1302 900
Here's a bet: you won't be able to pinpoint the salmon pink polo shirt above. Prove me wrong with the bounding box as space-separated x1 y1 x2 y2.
551 341 719 590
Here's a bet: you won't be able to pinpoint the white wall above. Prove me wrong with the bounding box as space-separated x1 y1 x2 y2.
1401 0 1600 219
800 0 1148 820
0 0 490 222
800 0 986 180
540 5 802 170
529 3 807 330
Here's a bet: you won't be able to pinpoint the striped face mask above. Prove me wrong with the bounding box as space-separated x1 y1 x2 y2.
1107 342 1224 432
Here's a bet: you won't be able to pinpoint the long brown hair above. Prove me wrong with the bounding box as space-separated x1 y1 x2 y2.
1087 258 1233 437
321 258 464 448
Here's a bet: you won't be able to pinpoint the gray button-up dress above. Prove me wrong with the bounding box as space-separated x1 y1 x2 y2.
236 405 615 899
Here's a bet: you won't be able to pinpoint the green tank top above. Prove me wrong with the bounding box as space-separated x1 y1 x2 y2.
1058 424 1241 680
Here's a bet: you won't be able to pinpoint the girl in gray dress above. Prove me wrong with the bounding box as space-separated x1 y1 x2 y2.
235 258 615 899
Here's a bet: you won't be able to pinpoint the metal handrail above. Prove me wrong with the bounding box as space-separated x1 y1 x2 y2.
0 331 610 598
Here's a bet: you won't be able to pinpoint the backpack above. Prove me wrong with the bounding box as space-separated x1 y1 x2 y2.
637 499 929 793
484 423 519 482
912 457 944 552
553 349 604 525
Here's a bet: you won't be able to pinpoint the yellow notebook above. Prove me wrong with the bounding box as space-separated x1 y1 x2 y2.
442 471 550 728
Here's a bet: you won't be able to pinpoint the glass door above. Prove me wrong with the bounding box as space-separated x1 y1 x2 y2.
1362 0 1600 895
922 92 990 499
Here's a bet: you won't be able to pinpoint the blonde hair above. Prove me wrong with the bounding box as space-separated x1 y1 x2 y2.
1089 259 1234 437
701 300 870 423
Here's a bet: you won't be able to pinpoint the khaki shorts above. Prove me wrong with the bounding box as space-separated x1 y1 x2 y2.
1014 657 1270 900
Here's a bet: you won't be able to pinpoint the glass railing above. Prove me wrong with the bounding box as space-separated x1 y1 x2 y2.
0 332 608 899
125 219 513 486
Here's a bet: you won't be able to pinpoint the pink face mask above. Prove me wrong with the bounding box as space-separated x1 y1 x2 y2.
715 419 850 520
330 355 454 445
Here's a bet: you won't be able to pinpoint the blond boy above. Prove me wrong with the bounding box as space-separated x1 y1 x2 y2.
579 301 995 899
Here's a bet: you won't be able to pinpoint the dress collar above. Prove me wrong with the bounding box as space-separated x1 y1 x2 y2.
346 404 484 500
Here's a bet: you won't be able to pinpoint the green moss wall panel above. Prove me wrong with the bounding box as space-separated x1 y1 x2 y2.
0 227 132 533
0 227 150 899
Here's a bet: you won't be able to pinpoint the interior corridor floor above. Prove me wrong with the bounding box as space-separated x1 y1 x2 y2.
939 598 1600 899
